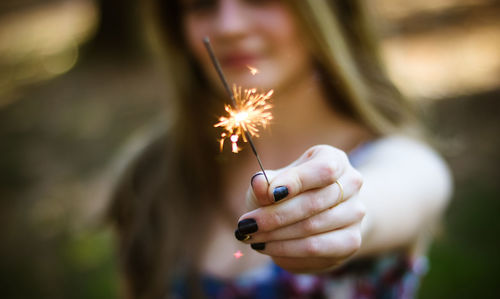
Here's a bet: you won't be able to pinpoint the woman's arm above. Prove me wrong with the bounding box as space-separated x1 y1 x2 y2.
356 136 453 256
235 136 452 273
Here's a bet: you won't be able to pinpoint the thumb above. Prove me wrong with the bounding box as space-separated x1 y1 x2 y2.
245 170 278 210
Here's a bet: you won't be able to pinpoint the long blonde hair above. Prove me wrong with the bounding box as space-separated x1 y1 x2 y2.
288 0 418 134
109 1 420 298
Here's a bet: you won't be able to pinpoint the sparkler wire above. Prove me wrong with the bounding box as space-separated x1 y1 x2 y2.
203 37 270 184
203 37 237 108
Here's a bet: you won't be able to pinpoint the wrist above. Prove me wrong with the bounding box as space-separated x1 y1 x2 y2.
357 211 374 257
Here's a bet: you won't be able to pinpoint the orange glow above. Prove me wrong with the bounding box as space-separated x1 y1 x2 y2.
247 65 259 75
215 85 273 153
233 250 244 259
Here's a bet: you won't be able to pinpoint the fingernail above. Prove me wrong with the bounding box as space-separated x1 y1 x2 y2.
234 229 251 241
251 243 266 250
251 172 264 188
273 186 289 202
238 218 258 234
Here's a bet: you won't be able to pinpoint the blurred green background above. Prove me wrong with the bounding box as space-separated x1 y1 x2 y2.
0 0 499 298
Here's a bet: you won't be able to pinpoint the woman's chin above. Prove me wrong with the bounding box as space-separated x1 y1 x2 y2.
226 70 280 90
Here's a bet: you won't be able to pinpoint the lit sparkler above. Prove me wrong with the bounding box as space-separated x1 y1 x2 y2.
203 37 271 184
214 85 273 154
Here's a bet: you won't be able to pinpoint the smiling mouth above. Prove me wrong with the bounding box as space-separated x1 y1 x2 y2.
220 54 258 69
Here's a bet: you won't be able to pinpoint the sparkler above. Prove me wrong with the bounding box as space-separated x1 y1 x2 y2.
214 86 273 153
203 37 271 184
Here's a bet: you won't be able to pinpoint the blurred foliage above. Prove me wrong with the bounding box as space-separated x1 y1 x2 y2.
419 90 500 299
422 183 499 299
0 0 98 107
1 228 118 299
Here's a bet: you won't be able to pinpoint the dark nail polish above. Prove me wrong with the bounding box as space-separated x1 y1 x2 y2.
238 218 258 235
273 186 289 202
234 229 250 241
251 172 264 188
251 243 266 250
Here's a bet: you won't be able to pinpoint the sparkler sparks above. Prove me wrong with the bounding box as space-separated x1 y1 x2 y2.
233 250 244 259
203 36 271 184
247 65 259 75
215 85 273 153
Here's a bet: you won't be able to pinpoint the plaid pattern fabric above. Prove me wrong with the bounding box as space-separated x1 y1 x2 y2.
171 254 429 299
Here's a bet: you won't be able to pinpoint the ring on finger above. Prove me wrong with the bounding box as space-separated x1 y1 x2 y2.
334 180 344 203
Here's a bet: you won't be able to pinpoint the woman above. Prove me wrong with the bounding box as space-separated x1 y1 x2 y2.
109 0 452 298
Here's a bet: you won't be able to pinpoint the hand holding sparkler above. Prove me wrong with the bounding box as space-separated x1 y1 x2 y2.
204 39 366 269
236 145 365 272
203 37 272 184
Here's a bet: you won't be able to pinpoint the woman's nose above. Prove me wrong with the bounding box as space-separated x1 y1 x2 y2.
213 0 249 37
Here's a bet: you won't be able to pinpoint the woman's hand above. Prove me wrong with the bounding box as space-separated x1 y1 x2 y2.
235 145 366 273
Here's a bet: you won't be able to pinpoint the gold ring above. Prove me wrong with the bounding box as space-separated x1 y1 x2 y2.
335 180 344 203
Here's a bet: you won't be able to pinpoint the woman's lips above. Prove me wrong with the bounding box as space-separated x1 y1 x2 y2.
220 54 258 68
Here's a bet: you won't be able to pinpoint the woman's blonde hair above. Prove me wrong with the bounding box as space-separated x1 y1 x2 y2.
288 0 417 134
109 1 420 298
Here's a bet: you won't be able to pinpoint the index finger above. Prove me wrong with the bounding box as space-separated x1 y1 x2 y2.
266 145 348 203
